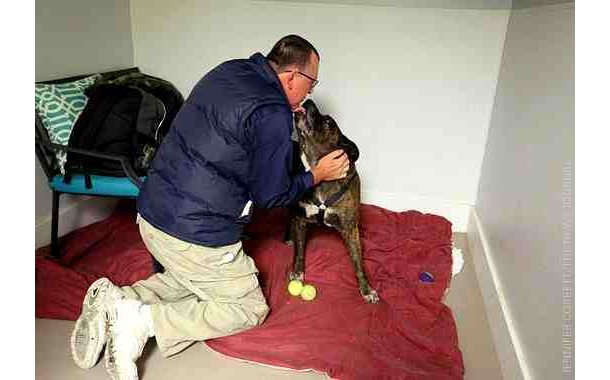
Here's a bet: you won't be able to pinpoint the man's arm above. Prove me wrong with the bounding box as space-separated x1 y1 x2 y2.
248 107 313 209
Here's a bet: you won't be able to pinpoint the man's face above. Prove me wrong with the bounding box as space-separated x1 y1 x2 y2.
283 53 319 111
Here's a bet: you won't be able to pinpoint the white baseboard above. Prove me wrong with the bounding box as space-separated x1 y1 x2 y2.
362 190 471 232
35 196 118 249
467 208 531 380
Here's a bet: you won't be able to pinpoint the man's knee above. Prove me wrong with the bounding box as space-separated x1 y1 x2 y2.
250 301 270 327
247 287 270 326
205 298 269 334
236 297 269 330
237 298 270 331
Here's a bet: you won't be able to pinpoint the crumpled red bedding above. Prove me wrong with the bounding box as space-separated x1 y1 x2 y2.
35 201 464 379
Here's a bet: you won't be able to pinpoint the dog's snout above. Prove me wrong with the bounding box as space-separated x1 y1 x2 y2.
302 99 315 110
303 99 319 120
294 110 305 124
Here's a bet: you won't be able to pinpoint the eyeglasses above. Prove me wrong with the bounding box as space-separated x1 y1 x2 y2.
297 71 319 89
283 70 319 89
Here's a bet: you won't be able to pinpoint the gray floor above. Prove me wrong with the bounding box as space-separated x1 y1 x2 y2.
35 233 503 380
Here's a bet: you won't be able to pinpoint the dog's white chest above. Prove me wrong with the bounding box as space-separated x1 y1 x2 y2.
299 201 319 218
297 153 335 226
300 152 311 171
298 200 335 227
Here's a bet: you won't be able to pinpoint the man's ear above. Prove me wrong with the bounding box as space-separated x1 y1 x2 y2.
278 70 296 90
286 70 297 90
337 133 359 163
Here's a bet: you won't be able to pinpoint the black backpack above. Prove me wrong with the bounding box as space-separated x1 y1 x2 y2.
95 71 184 141
65 82 180 178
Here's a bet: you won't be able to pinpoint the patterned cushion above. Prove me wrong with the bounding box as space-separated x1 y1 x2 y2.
35 74 100 173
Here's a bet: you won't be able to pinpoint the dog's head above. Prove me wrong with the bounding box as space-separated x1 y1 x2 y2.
294 99 359 166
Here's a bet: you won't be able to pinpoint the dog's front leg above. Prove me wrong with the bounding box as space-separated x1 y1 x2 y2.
289 216 308 282
283 215 293 246
339 226 379 304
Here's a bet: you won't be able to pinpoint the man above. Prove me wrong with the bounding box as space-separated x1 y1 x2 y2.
70 35 349 380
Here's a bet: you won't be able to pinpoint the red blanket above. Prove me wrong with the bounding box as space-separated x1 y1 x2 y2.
36 201 464 379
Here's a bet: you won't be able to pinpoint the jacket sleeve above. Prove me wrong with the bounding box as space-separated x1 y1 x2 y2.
247 106 314 208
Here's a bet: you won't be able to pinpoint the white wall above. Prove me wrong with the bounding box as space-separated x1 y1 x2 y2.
470 3 574 379
35 0 134 247
130 0 510 231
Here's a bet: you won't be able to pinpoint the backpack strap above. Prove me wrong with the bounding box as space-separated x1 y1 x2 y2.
61 167 92 189
84 173 93 189
133 87 166 142
62 172 72 185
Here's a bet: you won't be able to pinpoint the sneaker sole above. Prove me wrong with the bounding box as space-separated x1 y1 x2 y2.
70 278 119 369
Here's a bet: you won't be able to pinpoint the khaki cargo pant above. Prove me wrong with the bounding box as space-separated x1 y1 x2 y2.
120 215 270 357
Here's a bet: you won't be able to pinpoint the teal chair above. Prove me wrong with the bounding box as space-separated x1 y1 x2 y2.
35 68 145 258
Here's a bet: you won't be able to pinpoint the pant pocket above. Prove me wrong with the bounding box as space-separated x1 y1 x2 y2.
160 234 192 252
208 274 261 300
143 221 191 253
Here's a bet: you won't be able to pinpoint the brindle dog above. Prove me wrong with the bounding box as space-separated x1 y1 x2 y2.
286 99 379 303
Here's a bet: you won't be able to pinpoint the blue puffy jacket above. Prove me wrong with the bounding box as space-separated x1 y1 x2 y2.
137 53 314 247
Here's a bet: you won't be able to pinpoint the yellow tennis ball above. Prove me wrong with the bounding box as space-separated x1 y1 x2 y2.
300 284 317 301
287 280 303 296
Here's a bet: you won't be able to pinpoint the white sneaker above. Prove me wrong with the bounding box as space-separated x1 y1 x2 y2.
71 277 124 369
105 299 154 380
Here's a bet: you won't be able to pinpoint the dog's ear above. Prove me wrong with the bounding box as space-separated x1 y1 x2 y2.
338 133 359 163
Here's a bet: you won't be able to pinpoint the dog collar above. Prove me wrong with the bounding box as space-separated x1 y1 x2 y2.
312 171 357 225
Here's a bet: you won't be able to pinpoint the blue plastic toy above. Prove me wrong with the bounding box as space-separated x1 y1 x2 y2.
419 271 435 283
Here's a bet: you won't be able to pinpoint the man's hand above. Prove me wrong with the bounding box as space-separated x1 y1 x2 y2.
311 149 350 185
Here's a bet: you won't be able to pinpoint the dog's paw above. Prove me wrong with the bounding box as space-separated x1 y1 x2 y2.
289 272 304 281
362 289 379 304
